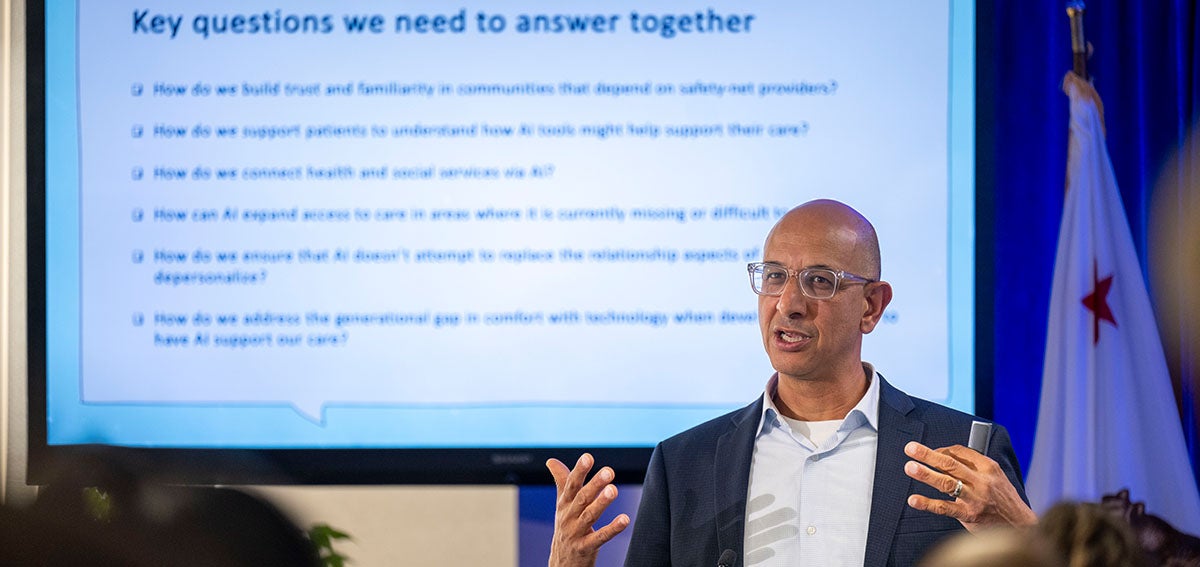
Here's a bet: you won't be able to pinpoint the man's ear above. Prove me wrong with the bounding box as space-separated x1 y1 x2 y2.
860 281 893 334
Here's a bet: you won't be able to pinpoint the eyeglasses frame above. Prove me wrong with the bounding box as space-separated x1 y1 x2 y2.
746 261 877 300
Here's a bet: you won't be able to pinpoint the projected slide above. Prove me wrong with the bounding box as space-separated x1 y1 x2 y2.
46 0 973 447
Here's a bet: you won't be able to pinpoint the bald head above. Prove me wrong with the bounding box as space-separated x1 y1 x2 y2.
765 200 881 279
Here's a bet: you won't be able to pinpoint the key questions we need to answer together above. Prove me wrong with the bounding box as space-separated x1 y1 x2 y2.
134 8 757 40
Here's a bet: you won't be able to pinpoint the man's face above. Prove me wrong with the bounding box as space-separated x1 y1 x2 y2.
756 211 883 383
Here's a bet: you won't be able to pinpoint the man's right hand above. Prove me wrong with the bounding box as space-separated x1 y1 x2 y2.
547 453 630 567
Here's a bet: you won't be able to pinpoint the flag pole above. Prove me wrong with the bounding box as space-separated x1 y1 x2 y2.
1063 1 1102 136
1067 1 1088 79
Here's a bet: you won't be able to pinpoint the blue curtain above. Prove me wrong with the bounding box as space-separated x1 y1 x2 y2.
988 1 1200 487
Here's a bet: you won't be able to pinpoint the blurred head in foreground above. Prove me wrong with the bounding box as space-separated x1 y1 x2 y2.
919 527 1062 567
2 453 319 566
1039 500 1147 567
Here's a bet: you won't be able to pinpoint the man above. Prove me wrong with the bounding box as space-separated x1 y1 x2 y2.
547 200 1038 567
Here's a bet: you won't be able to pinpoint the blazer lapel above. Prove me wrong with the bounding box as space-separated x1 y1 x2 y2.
862 376 923 567
714 396 763 559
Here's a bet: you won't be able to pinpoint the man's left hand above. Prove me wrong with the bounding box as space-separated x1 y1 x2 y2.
902 441 1038 532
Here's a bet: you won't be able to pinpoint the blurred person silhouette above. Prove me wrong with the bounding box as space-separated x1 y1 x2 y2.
918 527 1063 567
4 450 320 566
1039 500 1148 567
1100 490 1200 567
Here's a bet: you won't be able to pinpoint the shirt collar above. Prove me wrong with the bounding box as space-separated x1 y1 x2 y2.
758 362 881 436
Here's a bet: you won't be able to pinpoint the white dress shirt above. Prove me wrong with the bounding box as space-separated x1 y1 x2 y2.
743 364 881 566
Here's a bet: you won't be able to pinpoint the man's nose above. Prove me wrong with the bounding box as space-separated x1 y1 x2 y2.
775 277 810 318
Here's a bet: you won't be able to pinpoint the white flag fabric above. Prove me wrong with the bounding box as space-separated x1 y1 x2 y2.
1025 73 1200 533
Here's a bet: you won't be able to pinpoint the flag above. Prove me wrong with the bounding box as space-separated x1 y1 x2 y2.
1025 72 1200 533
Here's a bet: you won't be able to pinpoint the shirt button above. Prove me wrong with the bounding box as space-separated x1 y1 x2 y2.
806 526 816 535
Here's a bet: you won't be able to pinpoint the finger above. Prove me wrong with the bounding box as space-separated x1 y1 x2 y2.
574 466 616 514
907 493 963 520
587 513 631 547
562 453 595 503
905 441 969 475
904 460 960 495
546 458 570 491
935 445 990 473
577 476 618 525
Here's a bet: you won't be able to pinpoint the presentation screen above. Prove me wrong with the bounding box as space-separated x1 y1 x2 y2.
29 0 975 483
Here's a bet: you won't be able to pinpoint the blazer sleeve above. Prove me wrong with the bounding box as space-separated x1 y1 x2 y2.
624 443 673 567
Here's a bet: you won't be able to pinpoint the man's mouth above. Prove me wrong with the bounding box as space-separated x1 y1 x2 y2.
777 330 812 344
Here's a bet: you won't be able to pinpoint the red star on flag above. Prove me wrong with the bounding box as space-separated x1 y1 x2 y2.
1081 260 1117 344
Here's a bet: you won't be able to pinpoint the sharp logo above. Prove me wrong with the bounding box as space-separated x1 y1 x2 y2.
490 453 533 465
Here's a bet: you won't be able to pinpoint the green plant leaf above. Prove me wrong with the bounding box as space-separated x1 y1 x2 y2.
308 523 353 567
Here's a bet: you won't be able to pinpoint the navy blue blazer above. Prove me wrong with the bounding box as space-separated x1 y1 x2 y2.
624 375 1028 567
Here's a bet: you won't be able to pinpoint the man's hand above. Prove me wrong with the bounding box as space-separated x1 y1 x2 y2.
547 453 630 567
902 441 1038 532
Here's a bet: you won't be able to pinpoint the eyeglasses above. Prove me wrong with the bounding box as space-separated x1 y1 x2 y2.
747 262 876 300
